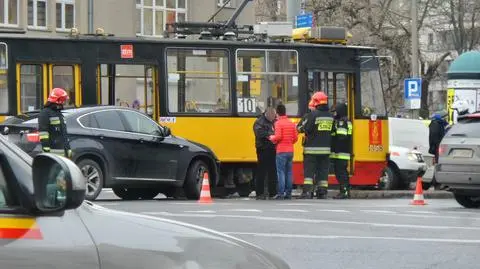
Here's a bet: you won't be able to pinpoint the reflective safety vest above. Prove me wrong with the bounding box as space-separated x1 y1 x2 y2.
299 106 334 155
38 105 72 158
330 118 352 160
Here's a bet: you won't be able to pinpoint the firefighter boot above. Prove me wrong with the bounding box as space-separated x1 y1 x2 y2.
333 185 349 199
299 185 314 199
316 186 328 199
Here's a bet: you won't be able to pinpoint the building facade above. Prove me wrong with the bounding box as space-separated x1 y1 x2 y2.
0 0 255 37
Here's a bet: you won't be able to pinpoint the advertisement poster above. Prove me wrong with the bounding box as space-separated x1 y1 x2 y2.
454 89 477 113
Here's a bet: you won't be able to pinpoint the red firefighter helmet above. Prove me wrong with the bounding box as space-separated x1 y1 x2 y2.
310 91 328 107
308 100 316 110
47 88 69 104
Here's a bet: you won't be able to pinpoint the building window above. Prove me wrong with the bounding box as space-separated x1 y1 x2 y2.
0 0 19 26
218 0 232 7
56 0 75 31
166 48 231 114
28 0 47 28
136 0 187 37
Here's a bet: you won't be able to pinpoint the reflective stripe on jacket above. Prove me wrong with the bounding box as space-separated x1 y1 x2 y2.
298 105 334 155
331 118 352 160
38 105 70 156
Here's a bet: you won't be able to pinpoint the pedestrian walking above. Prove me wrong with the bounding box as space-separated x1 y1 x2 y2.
297 92 334 199
428 111 448 164
39 88 72 158
331 102 352 199
269 104 298 199
253 107 277 200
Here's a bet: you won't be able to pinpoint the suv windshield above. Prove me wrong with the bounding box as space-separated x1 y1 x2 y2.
446 120 480 138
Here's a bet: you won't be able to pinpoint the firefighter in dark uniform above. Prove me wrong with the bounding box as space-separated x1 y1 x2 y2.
298 91 335 199
297 100 316 199
39 88 72 158
331 102 353 199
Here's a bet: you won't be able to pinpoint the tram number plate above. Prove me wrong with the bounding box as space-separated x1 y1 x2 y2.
238 98 256 113
369 145 383 152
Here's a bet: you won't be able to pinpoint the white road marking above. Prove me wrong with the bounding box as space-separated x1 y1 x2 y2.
96 202 120 206
224 232 480 244
272 209 309 213
184 210 216 213
405 210 438 214
143 212 480 231
361 210 397 214
317 209 350 213
284 203 318 206
227 209 263 213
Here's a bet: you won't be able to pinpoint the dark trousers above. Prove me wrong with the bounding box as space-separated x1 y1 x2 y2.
333 159 349 192
256 147 277 197
304 154 330 194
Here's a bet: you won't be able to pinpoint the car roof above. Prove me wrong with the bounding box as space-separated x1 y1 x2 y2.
12 105 143 120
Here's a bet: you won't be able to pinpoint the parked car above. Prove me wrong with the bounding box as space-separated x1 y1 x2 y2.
380 145 427 190
434 113 480 208
0 106 220 201
0 134 290 269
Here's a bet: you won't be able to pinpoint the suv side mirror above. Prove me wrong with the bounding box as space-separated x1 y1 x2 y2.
32 154 86 213
163 126 171 137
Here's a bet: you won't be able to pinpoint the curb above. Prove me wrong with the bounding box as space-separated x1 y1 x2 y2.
245 190 454 199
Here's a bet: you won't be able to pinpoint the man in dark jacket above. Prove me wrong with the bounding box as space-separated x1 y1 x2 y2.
429 111 448 164
253 107 277 200
297 91 335 199
331 102 352 199
39 88 72 158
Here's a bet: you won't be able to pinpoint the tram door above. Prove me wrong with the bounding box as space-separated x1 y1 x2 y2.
96 64 158 121
307 71 355 174
16 63 82 114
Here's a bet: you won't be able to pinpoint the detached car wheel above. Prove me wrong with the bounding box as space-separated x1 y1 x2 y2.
184 160 210 200
454 193 480 208
112 187 142 200
78 159 104 201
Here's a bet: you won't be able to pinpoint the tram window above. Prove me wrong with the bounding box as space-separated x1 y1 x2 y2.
52 65 75 108
19 65 43 113
0 43 7 114
359 69 387 117
110 64 154 117
166 48 231 114
236 49 299 116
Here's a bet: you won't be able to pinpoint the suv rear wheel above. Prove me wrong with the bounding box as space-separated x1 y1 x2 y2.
78 159 104 201
454 193 480 208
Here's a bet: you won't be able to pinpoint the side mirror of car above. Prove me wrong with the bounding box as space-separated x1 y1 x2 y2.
32 153 86 213
163 126 172 137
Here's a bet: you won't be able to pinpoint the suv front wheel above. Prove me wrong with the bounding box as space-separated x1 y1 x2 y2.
454 193 480 208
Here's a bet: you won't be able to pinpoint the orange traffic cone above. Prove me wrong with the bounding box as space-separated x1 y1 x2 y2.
410 176 427 205
198 172 213 204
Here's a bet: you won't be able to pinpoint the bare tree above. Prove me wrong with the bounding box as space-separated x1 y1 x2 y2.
255 0 284 22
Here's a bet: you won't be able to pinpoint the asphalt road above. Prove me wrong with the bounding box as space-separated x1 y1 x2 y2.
96 190 480 269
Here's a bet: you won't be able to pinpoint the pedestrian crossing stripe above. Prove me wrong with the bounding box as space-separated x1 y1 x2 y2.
0 217 43 240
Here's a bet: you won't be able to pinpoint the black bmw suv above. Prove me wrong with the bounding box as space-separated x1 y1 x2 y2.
0 106 219 201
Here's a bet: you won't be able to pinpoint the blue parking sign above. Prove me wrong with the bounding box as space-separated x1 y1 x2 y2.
404 78 422 109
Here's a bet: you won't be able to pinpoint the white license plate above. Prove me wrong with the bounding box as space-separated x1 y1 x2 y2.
451 149 473 158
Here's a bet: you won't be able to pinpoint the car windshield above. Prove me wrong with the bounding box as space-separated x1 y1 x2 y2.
446 120 480 138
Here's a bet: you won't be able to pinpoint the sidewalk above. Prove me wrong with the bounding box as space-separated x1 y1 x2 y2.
246 189 453 199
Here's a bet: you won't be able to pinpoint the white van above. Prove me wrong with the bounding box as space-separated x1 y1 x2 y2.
378 117 431 190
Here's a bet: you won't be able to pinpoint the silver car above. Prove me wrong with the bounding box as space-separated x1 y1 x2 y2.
434 113 480 208
0 134 290 269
